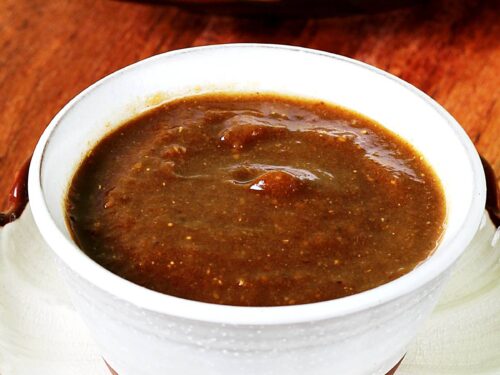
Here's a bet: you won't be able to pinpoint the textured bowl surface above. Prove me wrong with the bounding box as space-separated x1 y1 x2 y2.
28 44 486 375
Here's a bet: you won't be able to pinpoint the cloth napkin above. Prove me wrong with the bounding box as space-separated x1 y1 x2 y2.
0 206 498 375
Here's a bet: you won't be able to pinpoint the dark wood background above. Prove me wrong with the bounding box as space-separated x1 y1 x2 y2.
1 0 498 209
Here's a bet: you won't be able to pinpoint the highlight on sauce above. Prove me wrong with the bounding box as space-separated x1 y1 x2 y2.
66 93 446 306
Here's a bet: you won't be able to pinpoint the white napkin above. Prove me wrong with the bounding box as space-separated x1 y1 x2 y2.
0 206 498 375
0 206 109 375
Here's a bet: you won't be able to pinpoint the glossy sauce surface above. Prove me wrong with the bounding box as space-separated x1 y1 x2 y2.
66 93 446 306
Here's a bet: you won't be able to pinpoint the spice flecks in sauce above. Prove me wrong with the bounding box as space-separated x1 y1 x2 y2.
66 93 446 306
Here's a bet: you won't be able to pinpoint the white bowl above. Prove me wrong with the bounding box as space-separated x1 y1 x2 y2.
28 44 486 375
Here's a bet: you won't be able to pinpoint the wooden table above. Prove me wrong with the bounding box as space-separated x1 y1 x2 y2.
1 0 498 209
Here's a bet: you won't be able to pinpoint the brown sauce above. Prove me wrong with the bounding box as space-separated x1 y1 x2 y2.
66 93 446 306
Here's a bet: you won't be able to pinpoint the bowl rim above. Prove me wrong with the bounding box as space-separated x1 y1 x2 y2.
28 43 486 325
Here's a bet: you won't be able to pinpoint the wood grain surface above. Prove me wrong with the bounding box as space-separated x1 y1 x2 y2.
0 0 498 209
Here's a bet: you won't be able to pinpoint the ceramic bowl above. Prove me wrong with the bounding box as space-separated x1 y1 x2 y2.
28 44 486 375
